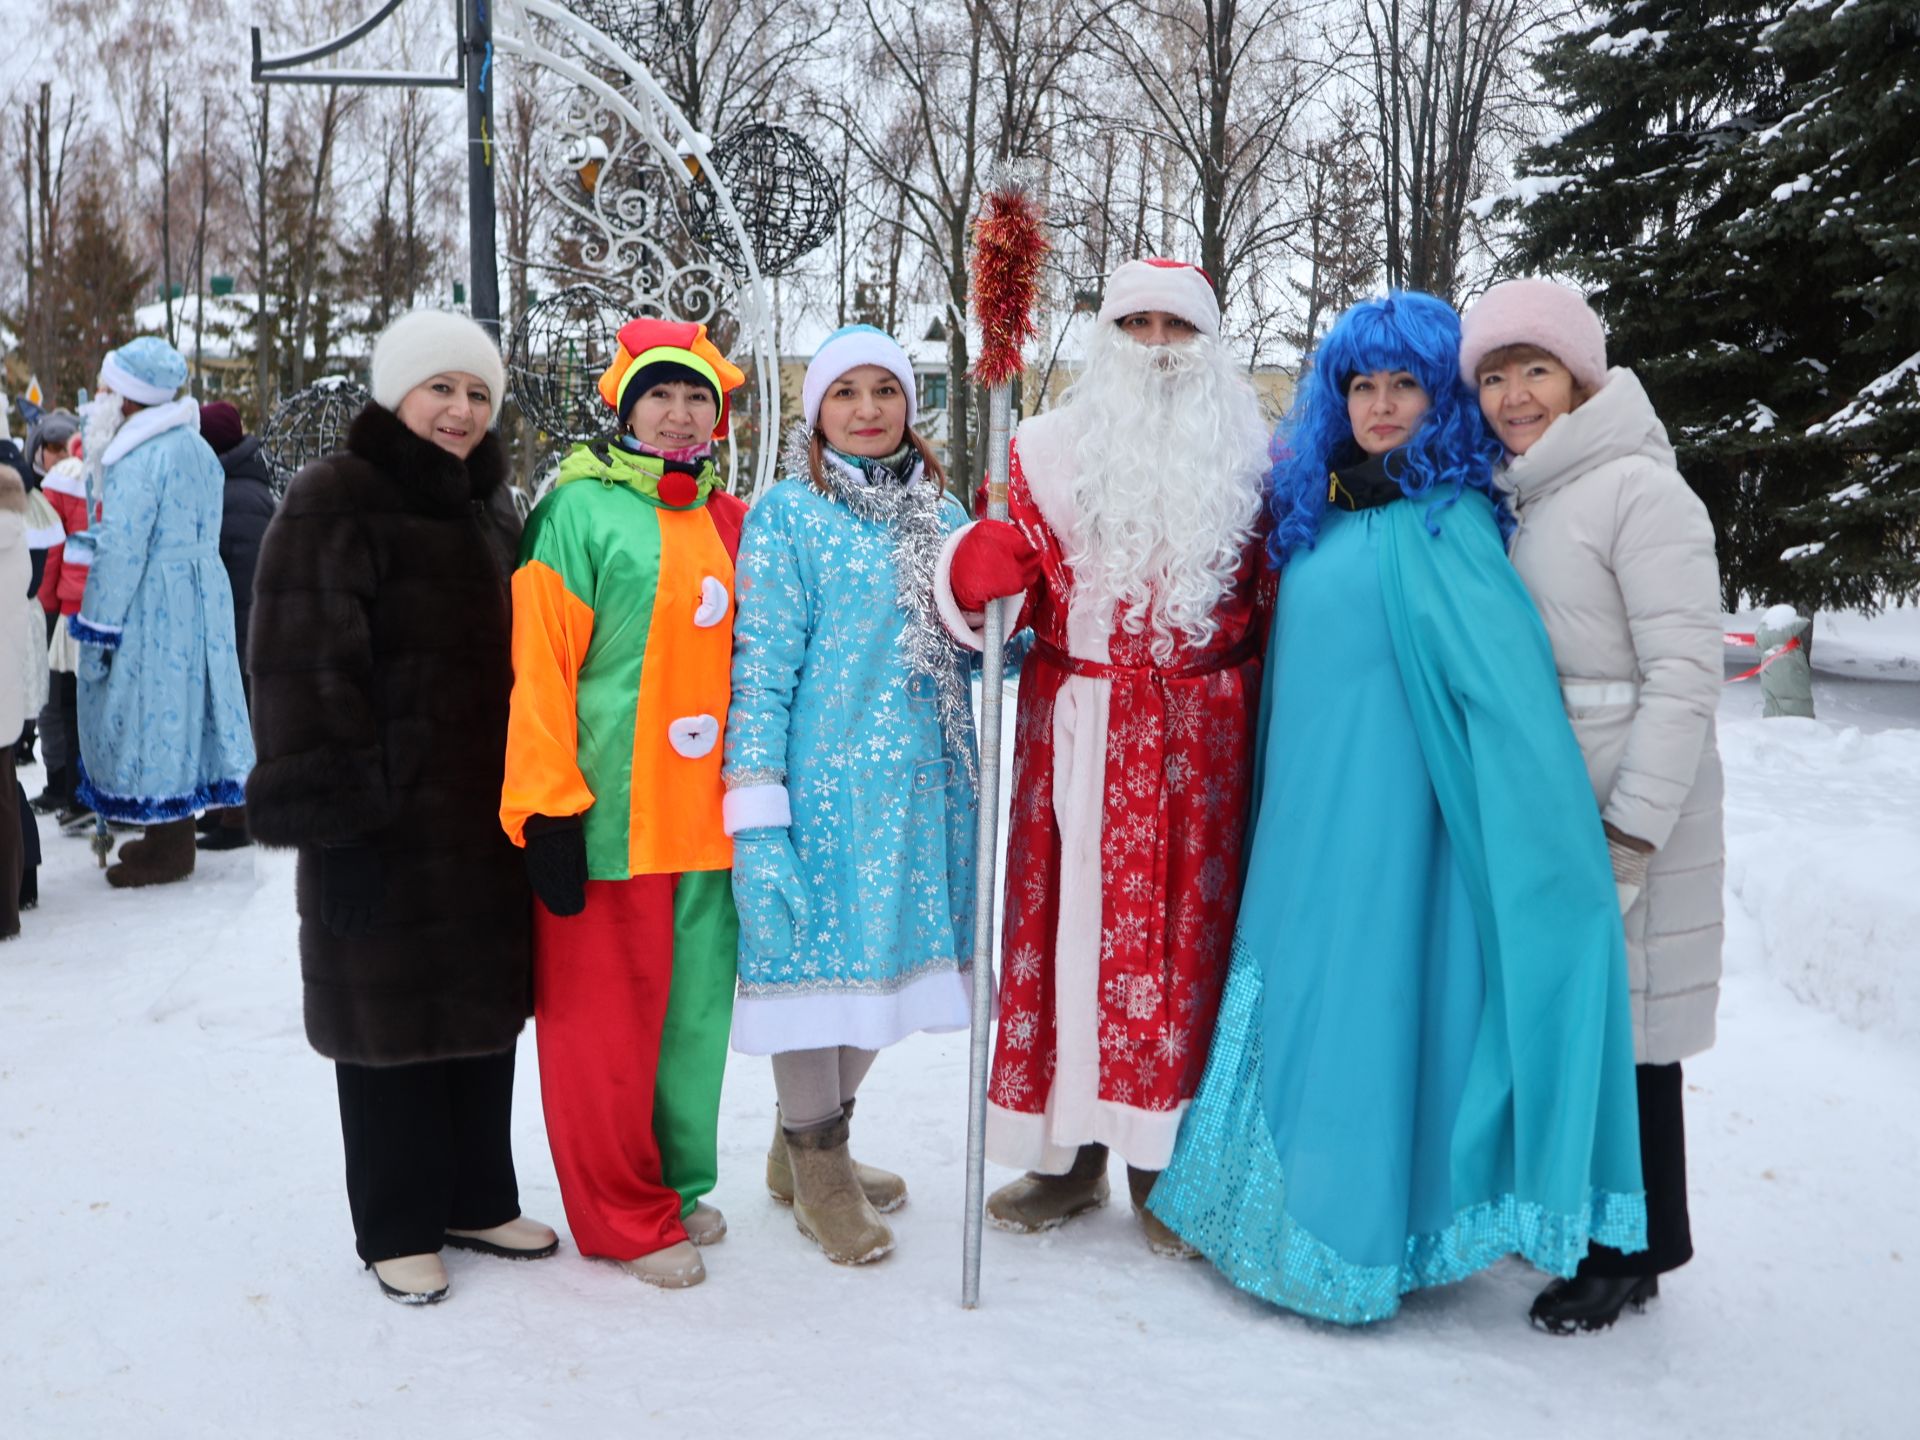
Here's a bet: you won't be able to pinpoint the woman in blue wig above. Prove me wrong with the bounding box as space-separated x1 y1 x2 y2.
1149 292 1647 1325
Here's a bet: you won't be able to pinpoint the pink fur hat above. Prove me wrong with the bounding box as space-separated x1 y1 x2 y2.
1459 278 1608 393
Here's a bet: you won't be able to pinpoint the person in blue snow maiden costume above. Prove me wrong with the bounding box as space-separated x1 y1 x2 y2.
69 336 254 888
1148 292 1648 1325
721 325 977 1267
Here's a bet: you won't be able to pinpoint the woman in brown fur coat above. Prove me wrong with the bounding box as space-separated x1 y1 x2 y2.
246 311 555 1305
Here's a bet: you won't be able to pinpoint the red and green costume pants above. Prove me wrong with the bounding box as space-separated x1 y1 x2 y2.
533 870 737 1260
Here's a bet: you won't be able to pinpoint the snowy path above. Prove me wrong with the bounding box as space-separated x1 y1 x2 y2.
5 703 1918 1438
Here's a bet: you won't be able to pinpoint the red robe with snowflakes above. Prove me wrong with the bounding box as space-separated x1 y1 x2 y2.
934 408 1268 1173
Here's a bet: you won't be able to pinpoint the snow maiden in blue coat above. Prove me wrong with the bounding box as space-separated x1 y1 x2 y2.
1148 293 1647 1324
70 337 254 888
722 326 976 1265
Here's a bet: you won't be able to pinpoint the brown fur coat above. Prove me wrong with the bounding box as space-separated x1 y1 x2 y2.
246 404 531 1065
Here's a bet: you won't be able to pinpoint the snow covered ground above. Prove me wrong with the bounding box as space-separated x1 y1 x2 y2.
6 652 1920 1438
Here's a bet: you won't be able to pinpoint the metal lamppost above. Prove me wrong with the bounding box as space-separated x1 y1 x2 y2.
252 0 499 338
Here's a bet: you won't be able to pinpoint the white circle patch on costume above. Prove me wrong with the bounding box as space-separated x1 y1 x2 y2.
694 576 730 628
668 714 720 759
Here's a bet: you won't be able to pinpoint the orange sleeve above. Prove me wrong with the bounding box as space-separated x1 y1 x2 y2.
500 559 598 847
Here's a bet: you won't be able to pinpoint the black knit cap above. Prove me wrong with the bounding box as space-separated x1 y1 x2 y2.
618 360 721 428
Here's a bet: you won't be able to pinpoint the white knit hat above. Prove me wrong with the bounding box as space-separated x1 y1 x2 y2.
369 310 507 412
1096 258 1221 338
803 325 918 432
1459 279 1608 394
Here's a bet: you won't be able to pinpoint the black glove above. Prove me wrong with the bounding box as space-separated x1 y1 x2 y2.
524 815 588 917
320 844 383 940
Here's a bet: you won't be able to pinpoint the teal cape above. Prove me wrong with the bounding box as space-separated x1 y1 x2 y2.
1150 490 1646 1324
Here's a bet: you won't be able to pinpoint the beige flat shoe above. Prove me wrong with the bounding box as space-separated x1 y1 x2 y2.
621 1240 706 1289
682 1201 728 1247
445 1215 560 1259
369 1253 449 1305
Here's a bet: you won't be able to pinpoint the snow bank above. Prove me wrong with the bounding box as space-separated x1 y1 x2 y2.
1721 716 1920 1048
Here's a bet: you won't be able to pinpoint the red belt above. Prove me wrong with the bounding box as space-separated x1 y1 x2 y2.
1031 629 1258 682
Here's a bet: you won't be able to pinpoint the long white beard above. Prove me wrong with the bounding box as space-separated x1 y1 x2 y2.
1062 325 1271 662
80 389 127 468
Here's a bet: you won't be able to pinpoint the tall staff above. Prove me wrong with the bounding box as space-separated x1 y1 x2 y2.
961 177 1048 1309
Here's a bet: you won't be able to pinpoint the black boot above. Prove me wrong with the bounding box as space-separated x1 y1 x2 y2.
31 767 68 815
1528 1273 1659 1335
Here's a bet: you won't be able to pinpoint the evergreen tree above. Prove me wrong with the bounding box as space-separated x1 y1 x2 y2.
57 189 150 402
1500 3 1792 607
1504 0 1920 610
1728 0 1920 606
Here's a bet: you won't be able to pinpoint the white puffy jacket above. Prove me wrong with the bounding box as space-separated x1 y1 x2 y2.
1503 367 1724 1064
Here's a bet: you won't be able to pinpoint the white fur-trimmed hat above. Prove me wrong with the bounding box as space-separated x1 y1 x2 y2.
1459 278 1608 394
369 309 507 413
1096 258 1221 338
803 325 918 433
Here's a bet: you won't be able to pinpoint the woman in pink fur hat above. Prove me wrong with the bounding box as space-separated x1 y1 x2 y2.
1461 277 1726 1337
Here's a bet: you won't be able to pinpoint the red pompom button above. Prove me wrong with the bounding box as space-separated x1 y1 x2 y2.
658 471 699 507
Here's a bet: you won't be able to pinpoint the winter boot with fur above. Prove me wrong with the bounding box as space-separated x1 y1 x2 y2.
106 817 196 888
766 1098 907 1214
785 1113 894 1264
369 1253 450 1305
444 1215 560 1260
1127 1165 1200 1258
985 1142 1111 1233
681 1201 728 1246
621 1240 706 1289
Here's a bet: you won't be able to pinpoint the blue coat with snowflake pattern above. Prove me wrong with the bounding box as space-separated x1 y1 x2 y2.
724 474 976 1006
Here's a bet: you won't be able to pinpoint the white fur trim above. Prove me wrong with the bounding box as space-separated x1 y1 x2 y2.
933 522 988 651
693 575 730 628
722 784 791 835
99 352 180 406
666 713 720 759
40 459 87 499
100 397 200 469
802 328 918 432
25 522 64 548
1043 671 1113 1151
1012 417 1115 660
1095 259 1221 338
729 967 970 1055
986 1097 1190 1174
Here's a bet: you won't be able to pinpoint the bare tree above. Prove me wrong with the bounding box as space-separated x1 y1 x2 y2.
1082 0 1316 339
1344 0 1565 299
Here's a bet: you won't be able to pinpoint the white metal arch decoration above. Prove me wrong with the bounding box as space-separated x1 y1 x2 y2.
495 0 780 497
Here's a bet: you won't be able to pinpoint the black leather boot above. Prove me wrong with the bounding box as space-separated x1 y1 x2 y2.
1529 1273 1659 1335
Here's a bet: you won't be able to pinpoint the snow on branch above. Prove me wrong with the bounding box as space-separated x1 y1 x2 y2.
1808 350 1920 436
1468 174 1574 220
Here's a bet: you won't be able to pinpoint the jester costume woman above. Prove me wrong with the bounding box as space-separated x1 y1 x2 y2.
1150 293 1648 1324
500 319 745 1273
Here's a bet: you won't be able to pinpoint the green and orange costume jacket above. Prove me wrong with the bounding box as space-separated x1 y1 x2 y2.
500 440 747 876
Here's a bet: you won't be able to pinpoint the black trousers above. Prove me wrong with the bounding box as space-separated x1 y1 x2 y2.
334 1047 523 1264
1581 1061 1694 1277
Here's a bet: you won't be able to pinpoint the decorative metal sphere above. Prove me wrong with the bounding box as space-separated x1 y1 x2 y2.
506 284 634 444
687 122 842 279
571 0 697 60
261 376 373 498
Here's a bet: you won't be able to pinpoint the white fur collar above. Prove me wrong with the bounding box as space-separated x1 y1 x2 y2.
1012 409 1084 549
101 396 201 468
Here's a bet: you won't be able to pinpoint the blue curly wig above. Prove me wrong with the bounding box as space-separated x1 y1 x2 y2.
1268 290 1509 566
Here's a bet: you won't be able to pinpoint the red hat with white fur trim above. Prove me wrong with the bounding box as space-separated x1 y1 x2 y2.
1096 258 1221 338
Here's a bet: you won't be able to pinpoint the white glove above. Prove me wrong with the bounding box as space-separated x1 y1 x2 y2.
1607 832 1652 916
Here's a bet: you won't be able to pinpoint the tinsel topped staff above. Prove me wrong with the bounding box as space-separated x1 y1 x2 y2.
962 172 1048 1310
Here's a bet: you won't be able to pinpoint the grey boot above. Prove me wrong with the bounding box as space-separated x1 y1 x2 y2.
985 1143 1111 1233
766 1099 907 1213
784 1113 894 1265
1127 1165 1200 1258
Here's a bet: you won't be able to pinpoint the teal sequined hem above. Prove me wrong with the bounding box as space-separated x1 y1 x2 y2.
1149 937 1649 1326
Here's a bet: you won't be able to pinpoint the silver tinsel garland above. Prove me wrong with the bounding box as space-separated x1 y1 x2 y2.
782 423 979 790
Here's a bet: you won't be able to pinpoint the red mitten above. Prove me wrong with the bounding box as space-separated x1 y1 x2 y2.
951 519 1041 611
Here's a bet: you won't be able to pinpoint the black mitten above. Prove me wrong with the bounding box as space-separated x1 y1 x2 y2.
320 844 383 939
524 815 588 917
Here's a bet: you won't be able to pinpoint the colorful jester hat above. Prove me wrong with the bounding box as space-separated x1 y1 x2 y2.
596 317 746 442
